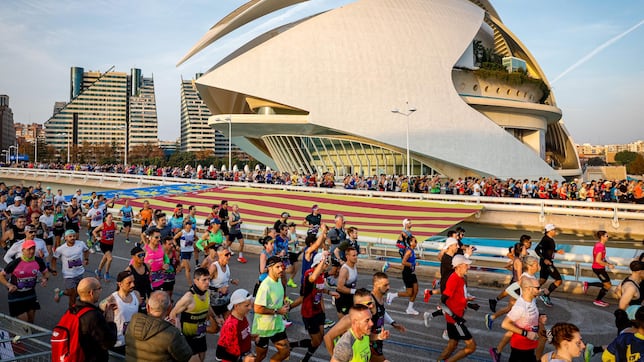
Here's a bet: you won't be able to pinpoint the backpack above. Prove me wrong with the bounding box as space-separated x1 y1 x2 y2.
51 306 92 362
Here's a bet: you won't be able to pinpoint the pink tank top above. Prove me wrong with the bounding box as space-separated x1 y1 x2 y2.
144 244 165 288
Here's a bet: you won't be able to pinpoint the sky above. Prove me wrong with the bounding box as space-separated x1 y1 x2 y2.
1 0 642 145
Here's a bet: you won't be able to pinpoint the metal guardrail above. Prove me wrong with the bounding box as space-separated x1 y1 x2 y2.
3 168 644 227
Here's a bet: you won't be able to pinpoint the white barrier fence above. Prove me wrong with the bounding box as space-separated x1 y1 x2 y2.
3 168 644 227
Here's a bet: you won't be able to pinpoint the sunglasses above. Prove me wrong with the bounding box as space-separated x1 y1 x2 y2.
136 253 146 258
360 301 374 307
224 253 232 257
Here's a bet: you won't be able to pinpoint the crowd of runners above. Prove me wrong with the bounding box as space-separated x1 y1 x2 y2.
0 180 642 361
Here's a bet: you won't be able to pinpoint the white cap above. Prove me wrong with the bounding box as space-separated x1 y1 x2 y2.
402 218 411 227
14 196 22 201
442 237 458 250
544 224 556 232
227 289 253 311
452 254 472 267
312 253 325 267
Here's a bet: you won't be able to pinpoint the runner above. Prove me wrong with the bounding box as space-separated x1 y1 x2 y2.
38 205 55 267
535 224 564 307
335 248 359 319
161 235 180 299
175 219 196 285
327 214 347 286
216 289 256 362
323 289 375 355
136 200 153 238
208 245 239 320
128 246 152 313
0 239 49 323
226 204 247 263
331 305 374 362
289 252 340 361
303 204 322 237
50 229 90 308
65 197 82 233
385 236 421 315
98 270 141 355
143 228 166 292
489 235 533 312
485 242 528 329
583 230 615 307
370 272 406 362
219 200 230 238
252 256 291 362
169 203 185 234
92 213 117 281
615 260 643 334
500 277 544 362
52 203 65 248
275 223 298 289
118 198 134 244
542 322 587 362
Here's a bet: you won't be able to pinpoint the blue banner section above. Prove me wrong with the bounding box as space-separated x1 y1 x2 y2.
64 184 213 202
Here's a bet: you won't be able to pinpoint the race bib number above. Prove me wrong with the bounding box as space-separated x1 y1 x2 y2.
67 258 82 268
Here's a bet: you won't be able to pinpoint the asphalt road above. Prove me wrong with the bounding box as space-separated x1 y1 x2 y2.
0 232 618 362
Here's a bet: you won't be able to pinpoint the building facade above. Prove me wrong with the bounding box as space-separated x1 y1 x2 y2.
0 95 17 152
44 66 158 163
179 0 582 181
179 74 239 158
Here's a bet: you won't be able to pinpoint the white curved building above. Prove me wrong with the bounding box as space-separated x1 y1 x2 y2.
179 0 581 180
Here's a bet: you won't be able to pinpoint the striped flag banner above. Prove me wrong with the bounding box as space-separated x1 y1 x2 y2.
120 185 482 239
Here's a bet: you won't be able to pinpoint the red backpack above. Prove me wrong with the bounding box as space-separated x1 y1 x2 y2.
51 306 92 362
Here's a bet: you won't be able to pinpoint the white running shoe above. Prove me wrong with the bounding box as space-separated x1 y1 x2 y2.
406 307 419 315
423 312 432 328
385 292 397 305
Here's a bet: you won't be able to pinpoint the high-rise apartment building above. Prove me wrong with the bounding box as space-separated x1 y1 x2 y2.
44 66 158 163
180 74 240 158
0 95 17 151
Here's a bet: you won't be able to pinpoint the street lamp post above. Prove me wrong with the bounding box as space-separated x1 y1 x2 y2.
226 117 232 173
391 103 417 177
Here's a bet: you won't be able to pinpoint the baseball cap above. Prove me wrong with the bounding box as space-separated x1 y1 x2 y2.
14 196 22 201
227 289 253 311
266 256 282 268
22 240 36 249
130 246 144 255
46 186 51 190
402 218 411 227
442 237 458 250
24 225 36 232
452 254 472 267
312 253 325 267
64 229 76 237
281 212 290 218
544 224 556 232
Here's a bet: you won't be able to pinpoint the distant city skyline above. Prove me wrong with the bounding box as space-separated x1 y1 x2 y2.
1 0 642 144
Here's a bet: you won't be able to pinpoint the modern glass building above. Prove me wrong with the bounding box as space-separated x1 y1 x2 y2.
44 66 158 162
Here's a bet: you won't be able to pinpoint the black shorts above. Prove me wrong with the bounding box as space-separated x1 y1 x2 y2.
446 322 473 341
509 347 537 362
122 221 132 228
592 268 611 284
302 313 325 334
256 331 288 349
370 340 384 356
228 232 243 242
99 242 114 253
185 335 207 354
53 228 64 237
335 293 353 315
9 296 40 317
161 280 175 292
65 222 79 233
539 260 562 281
402 269 417 288
212 304 228 317
44 237 54 246
289 252 300 265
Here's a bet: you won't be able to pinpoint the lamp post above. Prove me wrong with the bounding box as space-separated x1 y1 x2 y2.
226 117 232 173
391 103 417 177
57 132 70 164
8 145 17 164
34 128 38 165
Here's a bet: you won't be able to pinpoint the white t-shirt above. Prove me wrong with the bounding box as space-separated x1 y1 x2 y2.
6 204 27 220
86 208 104 228
507 295 539 331
53 240 88 279
54 195 66 205
3 238 49 264
39 214 54 235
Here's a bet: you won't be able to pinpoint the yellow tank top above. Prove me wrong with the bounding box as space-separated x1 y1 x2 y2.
181 290 210 338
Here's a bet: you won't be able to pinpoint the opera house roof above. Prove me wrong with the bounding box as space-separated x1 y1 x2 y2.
179 0 581 181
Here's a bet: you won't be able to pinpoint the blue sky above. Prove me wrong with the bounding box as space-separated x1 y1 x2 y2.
1 0 642 144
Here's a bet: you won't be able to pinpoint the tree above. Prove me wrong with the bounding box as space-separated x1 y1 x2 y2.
614 151 638 165
586 157 607 166
626 154 644 175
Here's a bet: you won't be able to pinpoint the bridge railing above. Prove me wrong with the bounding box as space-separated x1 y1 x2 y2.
3 168 644 226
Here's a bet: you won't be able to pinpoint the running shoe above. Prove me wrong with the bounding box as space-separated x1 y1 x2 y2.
284 318 293 328
287 278 298 288
385 292 397 305
539 294 553 307
584 343 594 362
125 239 131 244
593 300 609 307
442 329 449 341
583 281 589 294
237 256 248 264
94 269 103 279
423 289 432 303
53 288 61 303
489 298 497 313
381 261 390 273
423 312 432 328
489 347 501 362
432 279 438 289
485 314 494 330
324 319 336 329
104 272 111 281
406 307 419 315
88 244 95 254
